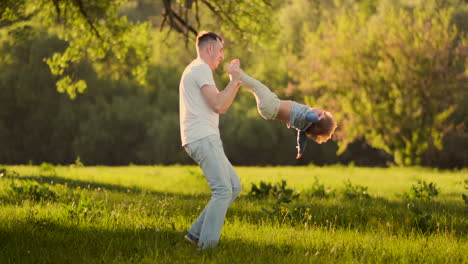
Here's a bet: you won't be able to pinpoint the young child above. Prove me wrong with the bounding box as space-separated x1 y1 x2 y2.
228 60 337 159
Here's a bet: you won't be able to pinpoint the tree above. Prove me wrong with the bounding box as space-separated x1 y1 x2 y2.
0 0 277 98
294 6 467 165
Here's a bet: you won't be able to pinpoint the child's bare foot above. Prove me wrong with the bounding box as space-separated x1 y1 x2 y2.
231 59 240 69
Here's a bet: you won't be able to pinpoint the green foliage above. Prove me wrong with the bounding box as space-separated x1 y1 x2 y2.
249 180 299 203
0 24 190 165
304 176 335 199
55 77 87 99
0 0 281 98
342 180 371 200
251 180 311 226
295 5 468 165
406 202 435 233
264 205 314 227
215 0 279 46
1 0 467 167
0 29 81 164
7 181 57 203
405 180 440 201
70 157 85 168
462 180 468 206
0 168 18 178
71 93 157 165
39 162 56 175
1 0 152 97
62 193 104 222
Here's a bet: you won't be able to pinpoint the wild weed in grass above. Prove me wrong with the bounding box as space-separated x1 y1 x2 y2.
39 162 56 175
399 181 441 233
264 205 315 227
405 202 435 233
248 180 299 203
7 180 57 203
304 177 335 199
70 156 85 168
405 180 439 201
249 180 316 227
462 180 468 207
62 193 105 222
342 180 371 200
0 167 19 178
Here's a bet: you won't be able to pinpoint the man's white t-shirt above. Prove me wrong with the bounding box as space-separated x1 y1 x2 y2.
179 58 219 146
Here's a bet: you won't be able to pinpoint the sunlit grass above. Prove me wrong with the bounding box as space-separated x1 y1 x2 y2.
0 165 466 263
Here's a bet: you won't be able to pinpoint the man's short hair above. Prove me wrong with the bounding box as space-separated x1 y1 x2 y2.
196 31 223 48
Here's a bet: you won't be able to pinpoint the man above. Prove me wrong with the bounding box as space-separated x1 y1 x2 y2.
179 31 242 250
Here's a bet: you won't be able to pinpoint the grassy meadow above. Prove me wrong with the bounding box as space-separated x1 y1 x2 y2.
0 165 467 263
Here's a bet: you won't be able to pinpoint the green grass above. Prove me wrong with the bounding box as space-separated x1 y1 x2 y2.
0 165 467 263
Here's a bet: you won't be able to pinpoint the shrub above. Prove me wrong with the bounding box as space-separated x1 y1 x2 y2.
39 162 56 175
405 180 439 201
249 180 299 203
62 193 104 222
342 180 371 200
406 202 435 233
304 177 335 199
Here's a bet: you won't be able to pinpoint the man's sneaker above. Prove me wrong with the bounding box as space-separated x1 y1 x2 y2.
184 233 199 246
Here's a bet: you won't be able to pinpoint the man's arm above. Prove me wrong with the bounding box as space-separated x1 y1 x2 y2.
201 64 242 114
201 80 240 114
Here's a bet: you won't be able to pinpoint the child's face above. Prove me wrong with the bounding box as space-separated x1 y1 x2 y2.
310 107 323 116
310 108 331 121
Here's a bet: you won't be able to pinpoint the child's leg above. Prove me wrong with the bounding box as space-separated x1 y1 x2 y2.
240 72 281 120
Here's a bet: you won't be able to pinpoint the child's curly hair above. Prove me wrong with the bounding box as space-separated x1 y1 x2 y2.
305 112 337 144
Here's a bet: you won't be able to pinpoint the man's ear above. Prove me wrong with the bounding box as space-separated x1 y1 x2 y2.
207 43 213 55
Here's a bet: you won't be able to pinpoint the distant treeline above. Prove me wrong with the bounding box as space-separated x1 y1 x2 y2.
1 0 467 167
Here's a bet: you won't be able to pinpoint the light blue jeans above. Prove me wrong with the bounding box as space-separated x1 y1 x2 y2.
184 134 242 249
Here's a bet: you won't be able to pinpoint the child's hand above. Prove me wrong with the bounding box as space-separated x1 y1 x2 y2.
231 59 240 69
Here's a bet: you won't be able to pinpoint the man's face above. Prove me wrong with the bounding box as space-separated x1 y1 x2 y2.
208 39 224 69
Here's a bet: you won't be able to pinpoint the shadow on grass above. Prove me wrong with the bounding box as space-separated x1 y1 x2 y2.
1 218 466 264
5 174 151 193
0 220 313 264
2 175 466 237
2 174 208 200
226 196 468 237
